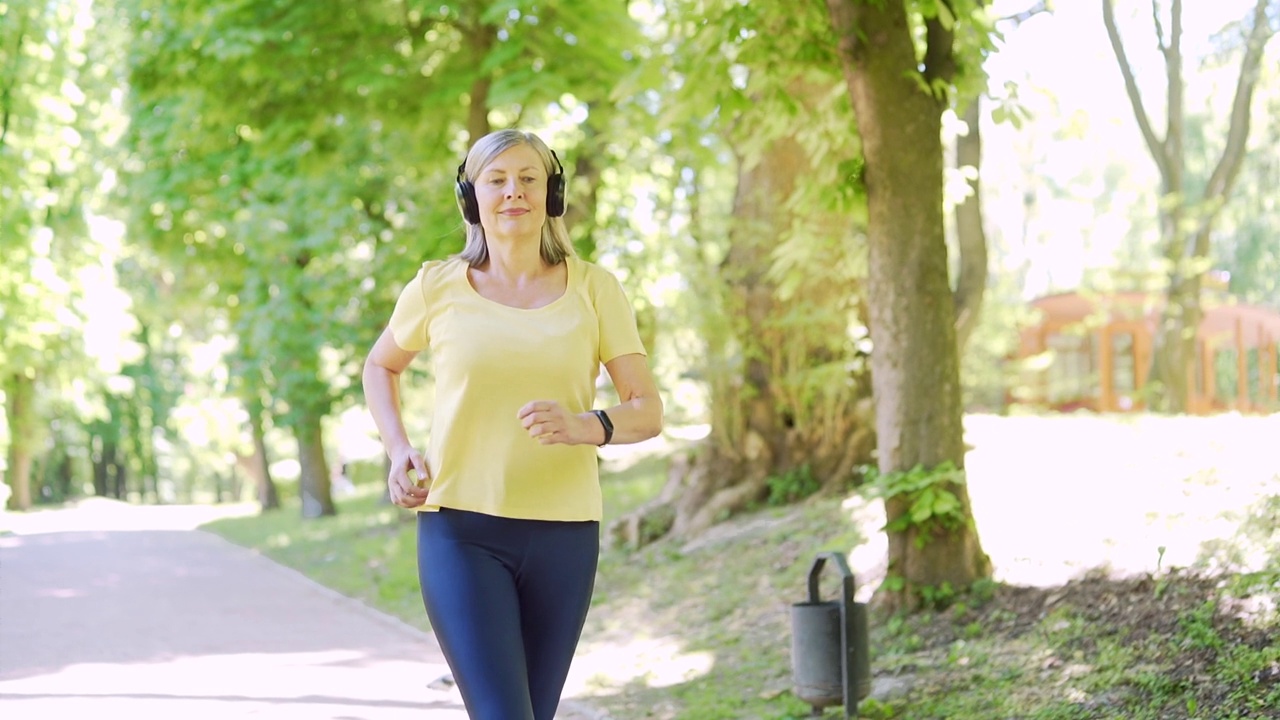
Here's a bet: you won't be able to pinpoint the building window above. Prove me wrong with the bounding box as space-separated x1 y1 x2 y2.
1046 332 1092 405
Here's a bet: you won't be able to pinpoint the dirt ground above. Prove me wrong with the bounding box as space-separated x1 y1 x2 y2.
891 570 1280 716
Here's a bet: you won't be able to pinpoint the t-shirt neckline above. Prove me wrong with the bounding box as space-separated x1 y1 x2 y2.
461 256 575 312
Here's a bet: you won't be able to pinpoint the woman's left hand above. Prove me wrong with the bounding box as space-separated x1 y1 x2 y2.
517 400 594 445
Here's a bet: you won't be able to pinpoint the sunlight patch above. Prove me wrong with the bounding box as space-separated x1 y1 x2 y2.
566 637 715 695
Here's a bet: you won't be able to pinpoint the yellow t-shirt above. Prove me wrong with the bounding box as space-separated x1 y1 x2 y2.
387 255 646 522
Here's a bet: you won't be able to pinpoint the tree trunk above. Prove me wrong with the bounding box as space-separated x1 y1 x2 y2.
139 425 159 505
4 436 33 510
92 433 109 497
245 395 280 511
110 446 127 500
826 0 991 612
294 411 335 518
564 116 606 256
464 20 495 143
610 121 876 548
1151 271 1199 411
228 464 244 503
4 371 36 510
55 452 72 501
93 437 125 500
953 97 988 353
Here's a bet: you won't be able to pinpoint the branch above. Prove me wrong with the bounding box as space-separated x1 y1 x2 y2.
999 1 1049 26
1102 0 1171 182
923 0 957 87
1195 0 1276 251
1152 0 1169 60
0 14 29 148
1165 0 1184 175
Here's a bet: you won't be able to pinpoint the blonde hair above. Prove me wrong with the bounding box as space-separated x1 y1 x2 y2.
457 130 574 268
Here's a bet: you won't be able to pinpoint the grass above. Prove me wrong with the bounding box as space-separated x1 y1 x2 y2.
202 414 1280 719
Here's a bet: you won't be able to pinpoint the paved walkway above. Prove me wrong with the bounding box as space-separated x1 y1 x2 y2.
0 500 606 720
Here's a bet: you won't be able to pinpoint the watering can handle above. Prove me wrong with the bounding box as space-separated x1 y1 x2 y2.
807 551 855 603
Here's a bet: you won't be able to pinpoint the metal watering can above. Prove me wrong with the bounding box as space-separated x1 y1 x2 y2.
790 552 871 717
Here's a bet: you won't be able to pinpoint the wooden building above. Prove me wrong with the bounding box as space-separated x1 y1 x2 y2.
1014 291 1280 414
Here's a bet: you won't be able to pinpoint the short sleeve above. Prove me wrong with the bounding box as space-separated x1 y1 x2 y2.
593 269 646 364
387 266 431 352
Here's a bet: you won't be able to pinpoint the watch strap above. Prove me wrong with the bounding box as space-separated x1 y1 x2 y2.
591 409 614 446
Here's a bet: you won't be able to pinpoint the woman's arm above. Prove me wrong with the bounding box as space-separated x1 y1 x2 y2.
517 353 663 446
362 327 430 506
595 353 663 444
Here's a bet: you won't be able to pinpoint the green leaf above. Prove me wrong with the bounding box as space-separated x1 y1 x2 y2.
910 488 938 524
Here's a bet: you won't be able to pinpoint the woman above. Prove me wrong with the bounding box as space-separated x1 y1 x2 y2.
362 129 663 720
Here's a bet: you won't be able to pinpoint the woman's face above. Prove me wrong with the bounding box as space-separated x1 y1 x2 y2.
474 143 548 240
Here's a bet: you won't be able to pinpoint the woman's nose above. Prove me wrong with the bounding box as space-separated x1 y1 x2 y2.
505 179 522 197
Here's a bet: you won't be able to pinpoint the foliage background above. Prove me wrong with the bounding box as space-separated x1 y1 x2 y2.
1 0 1277 531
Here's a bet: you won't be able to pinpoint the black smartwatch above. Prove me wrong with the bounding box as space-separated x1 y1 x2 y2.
591 409 614 446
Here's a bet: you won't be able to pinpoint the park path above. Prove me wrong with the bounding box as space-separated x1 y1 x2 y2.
0 499 606 720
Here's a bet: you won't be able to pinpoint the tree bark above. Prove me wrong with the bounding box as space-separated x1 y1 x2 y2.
92 433 109 498
244 394 280 510
464 21 495 143
55 452 72 501
4 371 36 510
111 447 127 500
1103 0 1276 411
294 411 335 518
826 0 991 612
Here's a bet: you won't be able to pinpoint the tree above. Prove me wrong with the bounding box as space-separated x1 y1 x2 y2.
825 0 993 611
608 0 879 546
1102 0 1278 411
626 125 876 542
1216 73 1280 305
1 0 112 509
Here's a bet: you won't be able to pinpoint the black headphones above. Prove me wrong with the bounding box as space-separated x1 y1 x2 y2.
455 148 566 225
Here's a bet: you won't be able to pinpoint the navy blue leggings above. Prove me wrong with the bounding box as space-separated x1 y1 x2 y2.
417 508 599 720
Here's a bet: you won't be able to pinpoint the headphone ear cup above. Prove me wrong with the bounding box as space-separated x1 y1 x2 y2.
455 179 479 224
546 172 566 217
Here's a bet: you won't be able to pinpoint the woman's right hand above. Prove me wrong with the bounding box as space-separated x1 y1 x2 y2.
388 449 432 508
